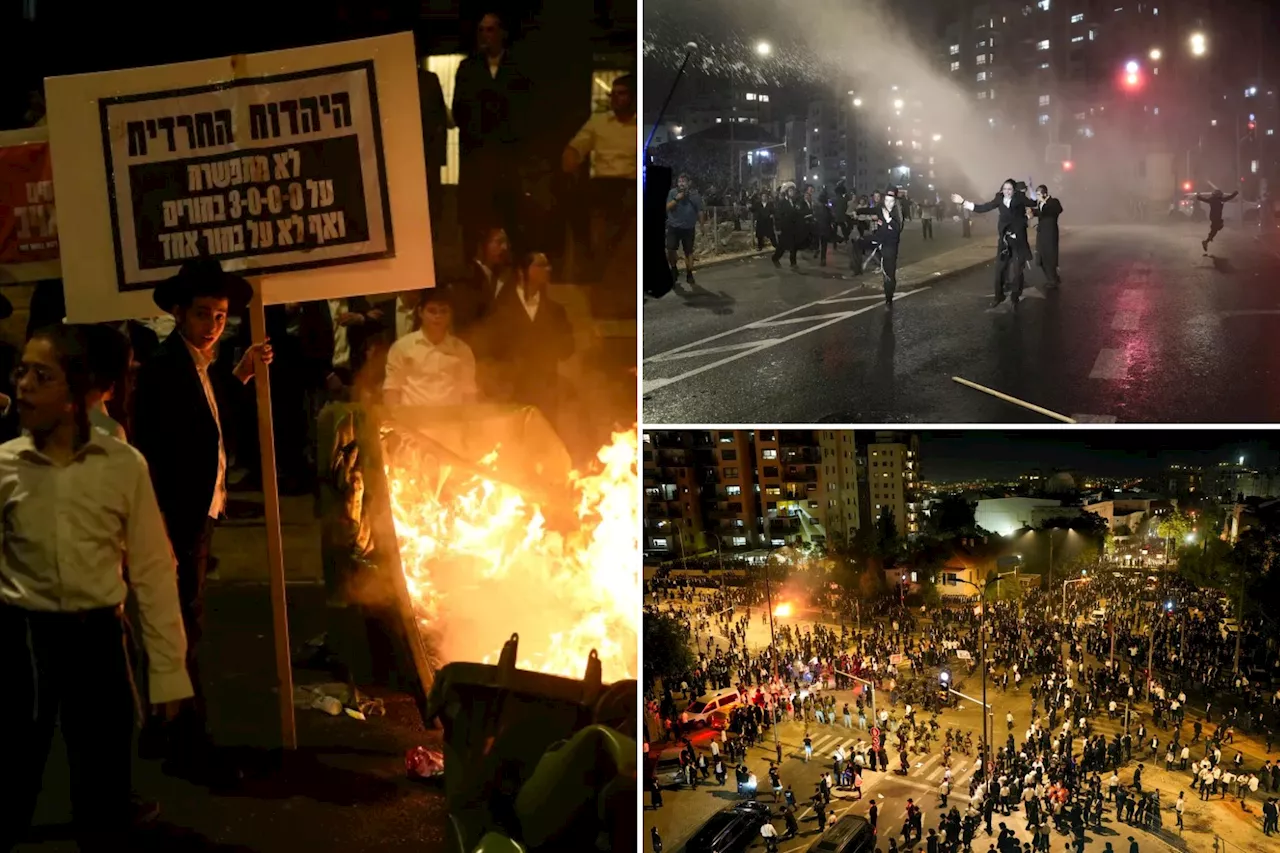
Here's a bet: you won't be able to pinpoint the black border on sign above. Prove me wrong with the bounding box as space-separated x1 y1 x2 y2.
97 59 396 294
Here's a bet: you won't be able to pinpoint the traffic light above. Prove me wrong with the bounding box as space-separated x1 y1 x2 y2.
1247 121 1258 142
1183 181 1193 192
1062 160 1074 171
939 670 951 689
1120 61 1144 92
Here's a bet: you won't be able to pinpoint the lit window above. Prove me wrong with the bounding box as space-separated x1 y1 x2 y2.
763 449 778 459
950 44 960 55
760 94 770 102
977 40 987 48
977 71 987 81
990 89 996 99
651 538 668 549
978 91 988 100
951 61 960 71
745 92 757 101
1071 12 1084 21
1072 35 1084 42
1039 94 1051 105
1038 39 1050 50
1154 106 1159 115
716 117 722 123
1074 111 1087 120
1268 129 1275 136
1040 62 1050 69
976 54 987 65
1252 160 1259 174
1089 29 1096 39
1038 0 1050 9
1039 114 1050 125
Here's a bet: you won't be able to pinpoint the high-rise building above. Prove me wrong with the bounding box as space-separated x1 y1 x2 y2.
642 429 873 559
867 431 922 538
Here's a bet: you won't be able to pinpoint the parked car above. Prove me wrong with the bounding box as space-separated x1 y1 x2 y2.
651 752 685 789
685 802 773 853
808 814 876 853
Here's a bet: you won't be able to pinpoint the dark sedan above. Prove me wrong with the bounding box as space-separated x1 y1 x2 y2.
684 801 774 853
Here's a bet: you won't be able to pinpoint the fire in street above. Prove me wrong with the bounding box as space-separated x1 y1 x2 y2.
385 428 639 682
773 601 794 618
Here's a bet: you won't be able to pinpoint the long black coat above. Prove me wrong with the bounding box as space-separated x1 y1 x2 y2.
1032 197 1063 264
774 197 804 239
971 192 1033 263
133 332 240 551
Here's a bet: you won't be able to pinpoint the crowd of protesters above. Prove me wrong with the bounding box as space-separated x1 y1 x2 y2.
0 12 637 849
644 566 1280 845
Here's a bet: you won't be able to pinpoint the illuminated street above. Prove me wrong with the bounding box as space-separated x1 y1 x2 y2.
644 222 1280 424
643 430 1280 853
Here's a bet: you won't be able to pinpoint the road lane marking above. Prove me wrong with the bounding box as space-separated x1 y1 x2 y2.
1088 348 1128 380
747 311 862 329
816 293 892 305
642 288 931 394
1112 310 1141 330
647 340 785 363
1072 414 1119 423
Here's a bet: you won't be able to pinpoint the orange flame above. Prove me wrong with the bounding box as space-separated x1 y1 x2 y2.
385 428 639 682
773 602 794 618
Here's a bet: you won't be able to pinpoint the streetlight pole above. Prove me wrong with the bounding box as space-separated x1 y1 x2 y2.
673 520 688 570
762 555 782 756
707 532 725 572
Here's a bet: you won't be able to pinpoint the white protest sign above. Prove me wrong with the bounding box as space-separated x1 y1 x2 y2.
47 32 432 322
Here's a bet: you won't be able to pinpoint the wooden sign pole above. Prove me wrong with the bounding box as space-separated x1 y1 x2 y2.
248 278 297 749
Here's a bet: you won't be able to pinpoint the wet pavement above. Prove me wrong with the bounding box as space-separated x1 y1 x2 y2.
642 220 1280 424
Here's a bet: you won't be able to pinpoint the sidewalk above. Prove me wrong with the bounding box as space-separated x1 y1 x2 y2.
23 582 447 852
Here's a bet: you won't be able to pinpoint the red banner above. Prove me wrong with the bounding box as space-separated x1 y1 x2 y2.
0 141 59 264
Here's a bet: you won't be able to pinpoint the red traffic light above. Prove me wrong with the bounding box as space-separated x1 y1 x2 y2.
1248 121 1257 131
1062 160 1074 171
1183 181 1192 191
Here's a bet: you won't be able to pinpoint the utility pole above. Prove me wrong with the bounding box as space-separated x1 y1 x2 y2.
763 555 782 754
1237 113 1245 226
1233 563 1244 674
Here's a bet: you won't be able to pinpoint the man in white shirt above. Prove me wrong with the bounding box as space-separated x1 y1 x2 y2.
564 74 637 279
133 260 272 775
383 287 478 406
0 323 191 848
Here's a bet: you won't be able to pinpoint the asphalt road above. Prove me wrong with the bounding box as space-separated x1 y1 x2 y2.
643 220 1280 424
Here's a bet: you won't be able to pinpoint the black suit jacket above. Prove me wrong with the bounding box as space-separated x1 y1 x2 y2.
452 262 503 339
473 289 573 415
452 51 531 157
971 192 1032 260
297 297 379 385
133 333 236 549
417 68 448 168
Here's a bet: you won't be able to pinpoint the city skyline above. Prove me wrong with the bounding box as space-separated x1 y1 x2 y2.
920 431 1280 482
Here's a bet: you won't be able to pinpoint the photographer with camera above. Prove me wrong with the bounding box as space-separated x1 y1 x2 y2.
952 178 1034 313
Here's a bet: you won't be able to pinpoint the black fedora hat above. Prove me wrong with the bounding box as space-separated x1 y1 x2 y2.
152 259 253 314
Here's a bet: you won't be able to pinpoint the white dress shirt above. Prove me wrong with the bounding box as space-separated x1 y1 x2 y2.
567 111 638 179
395 298 417 340
183 338 226 518
327 298 351 369
516 284 541 322
383 331 478 406
0 431 193 704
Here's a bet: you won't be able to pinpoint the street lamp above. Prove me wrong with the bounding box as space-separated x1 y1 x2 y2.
893 98 905 110
756 40 772 57
932 133 943 142
1189 32 1207 57
1149 48 1162 61
852 97 863 107
706 531 726 572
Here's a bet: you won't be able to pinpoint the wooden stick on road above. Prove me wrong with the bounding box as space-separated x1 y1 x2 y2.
950 377 1077 424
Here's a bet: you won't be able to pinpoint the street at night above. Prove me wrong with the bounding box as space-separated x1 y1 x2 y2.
642 430 1280 853
643 220 1280 424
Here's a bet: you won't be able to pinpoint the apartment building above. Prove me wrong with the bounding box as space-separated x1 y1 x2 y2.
867 431 922 538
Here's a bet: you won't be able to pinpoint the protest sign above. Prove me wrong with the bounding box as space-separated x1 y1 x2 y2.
47 32 430 322
0 127 61 284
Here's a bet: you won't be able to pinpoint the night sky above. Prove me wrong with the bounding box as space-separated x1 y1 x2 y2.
920 431 1280 483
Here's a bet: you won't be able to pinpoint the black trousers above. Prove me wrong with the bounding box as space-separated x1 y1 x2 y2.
772 235 798 266
143 515 213 756
756 227 776 250
881 243 900 300
1037 244 1060 285
1206 219 1224 244
922 219 934 239
0 604 134 851
994 251 1025 302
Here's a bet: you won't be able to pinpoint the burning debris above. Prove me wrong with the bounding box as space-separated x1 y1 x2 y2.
381 417 638 682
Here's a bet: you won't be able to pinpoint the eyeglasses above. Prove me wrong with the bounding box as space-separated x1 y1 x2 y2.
12 363 62 387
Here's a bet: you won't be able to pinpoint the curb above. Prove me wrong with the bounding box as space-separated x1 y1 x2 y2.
693 248 773 269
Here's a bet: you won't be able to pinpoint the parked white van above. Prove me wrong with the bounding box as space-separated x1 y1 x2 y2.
684 689 743 727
